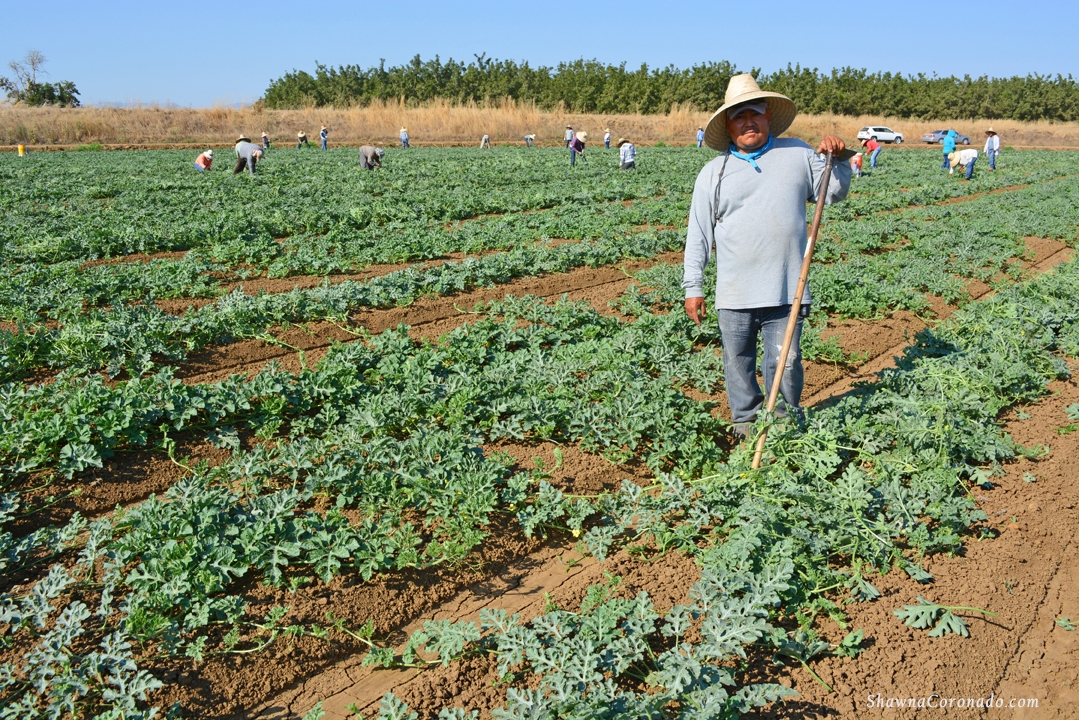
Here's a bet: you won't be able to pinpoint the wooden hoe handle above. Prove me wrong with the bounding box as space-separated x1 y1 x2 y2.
751 152 835 469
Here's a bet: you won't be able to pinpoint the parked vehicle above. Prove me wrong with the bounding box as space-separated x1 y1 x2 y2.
856 126 904 144
921 129 972 145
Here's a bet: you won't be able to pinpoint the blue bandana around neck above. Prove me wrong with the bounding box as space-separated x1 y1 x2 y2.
729 134 774 171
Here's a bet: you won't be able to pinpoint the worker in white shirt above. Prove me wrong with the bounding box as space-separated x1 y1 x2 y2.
983 128 1000 170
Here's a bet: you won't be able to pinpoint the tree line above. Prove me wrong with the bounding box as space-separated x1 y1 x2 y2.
263 55 1079 121
2 50 80 107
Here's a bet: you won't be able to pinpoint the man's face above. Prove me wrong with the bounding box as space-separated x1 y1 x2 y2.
726 106 771 152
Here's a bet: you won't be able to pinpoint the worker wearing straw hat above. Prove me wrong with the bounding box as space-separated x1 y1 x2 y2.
564 125 574 148
617 138 635 170
984 128 1000 170
682 74 851 439
234 136 264 175
400 127 410 149
297 130 310 149
193 149 213 172
320 126 329 150
524 134 536 147
696 127 705 148
261 131 271 149
359 145 385 170
604 128 611 149
569 130 587 166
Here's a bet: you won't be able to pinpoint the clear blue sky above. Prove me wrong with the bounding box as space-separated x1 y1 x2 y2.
5 0 1075 107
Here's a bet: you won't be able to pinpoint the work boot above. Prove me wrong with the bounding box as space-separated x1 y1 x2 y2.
731 423 754 441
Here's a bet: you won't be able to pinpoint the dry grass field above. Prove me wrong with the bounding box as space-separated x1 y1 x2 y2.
3 99 1079 149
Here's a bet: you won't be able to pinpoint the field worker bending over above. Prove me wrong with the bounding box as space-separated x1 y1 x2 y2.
617 138 636 169
297 130 310 149
948 148 979 179
564 125 574 147
320 126 329 150
524 134 535 147
193 149 213 171
984 128 1000 170
604 128 611 149
261 131 271 149
359 145 384 170
480 134 492 149
234 136 264 175
861 137 881 168
941 129 956 169
850 151 863 178
569 131 587 166
683 74 851 440
400 127 409 149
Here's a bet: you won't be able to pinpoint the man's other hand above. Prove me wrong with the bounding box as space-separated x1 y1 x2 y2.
684 297 707 326
817 135 846 155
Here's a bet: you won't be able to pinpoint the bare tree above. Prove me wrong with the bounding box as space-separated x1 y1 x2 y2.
1 49 78 106
4 50 48 93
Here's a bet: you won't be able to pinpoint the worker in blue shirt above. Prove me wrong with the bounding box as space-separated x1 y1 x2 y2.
320 126 328 150
696 127 705 148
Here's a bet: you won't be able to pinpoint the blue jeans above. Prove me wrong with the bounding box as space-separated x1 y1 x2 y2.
570 149 577 166
697 139 704 148
193 163 205 171
987 150 996 169
401 139 409 149
965 158 976 179
321 139 327 149
942 153 950 169
718 305 805 424
605 139 610 148
870 147 880 167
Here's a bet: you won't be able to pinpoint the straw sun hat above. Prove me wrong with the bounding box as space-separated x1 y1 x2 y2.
236 135 250 143
575 131 588 142
985 127 997 135
616 137 629 147
703 73 796 151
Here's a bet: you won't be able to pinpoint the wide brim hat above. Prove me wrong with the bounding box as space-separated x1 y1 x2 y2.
703 73 796 151
575 131 588 141
236 135 250 143
616 137 629 146
205 149 214 157
985 127 996 134
297 131 305 136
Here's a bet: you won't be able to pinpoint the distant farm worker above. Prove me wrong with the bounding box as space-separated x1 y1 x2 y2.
984 128 1000 170
400 127 410 149
193 149 213 171
297 130 310 149
569 130 587 166
696 126 705 148
850 151 863 178
480 134 492 149
683 74 851 440
234 136 264 175
261 131 271 149
617 138 636 169
524 134 536 147
941 129 957 169
604 128 611 149
948 148 979 180
359 145 384 170
320 126 329 150
564 125 574 148
861 137 881 168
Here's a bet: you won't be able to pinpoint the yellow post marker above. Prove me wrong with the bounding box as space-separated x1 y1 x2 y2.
17 144 27 156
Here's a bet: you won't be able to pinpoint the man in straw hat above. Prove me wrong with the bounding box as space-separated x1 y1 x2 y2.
359 145 385 170
948 147 979 180
983 128 1000 170
297 130 310 149
604 128 611 149
564 125 574 148
617 138 635 170
261 131 271 149
682 73 851 439
234 136 264 175
569 130 587 166
320 126 329 150
400 127 410 149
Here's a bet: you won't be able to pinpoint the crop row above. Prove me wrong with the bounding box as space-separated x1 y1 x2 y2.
5 250 1079 718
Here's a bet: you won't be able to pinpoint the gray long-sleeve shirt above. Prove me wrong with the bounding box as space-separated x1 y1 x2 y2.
682 137 851 309
234 142 262 174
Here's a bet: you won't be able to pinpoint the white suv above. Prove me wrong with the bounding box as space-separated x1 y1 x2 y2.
857 126 904 144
